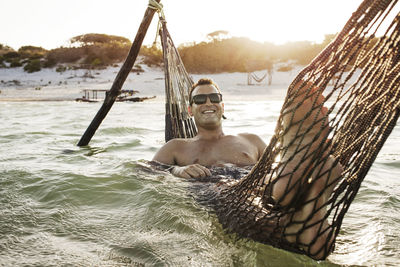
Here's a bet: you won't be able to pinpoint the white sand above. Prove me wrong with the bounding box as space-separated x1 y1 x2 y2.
0 60 302 102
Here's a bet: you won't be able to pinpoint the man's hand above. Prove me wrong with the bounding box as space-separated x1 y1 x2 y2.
170 164 211 178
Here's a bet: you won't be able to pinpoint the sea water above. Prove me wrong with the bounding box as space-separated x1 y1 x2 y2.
0 100 399 266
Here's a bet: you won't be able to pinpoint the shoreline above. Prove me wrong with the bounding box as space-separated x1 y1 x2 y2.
0 94 287 102
0 98 74 102
0 63 300 102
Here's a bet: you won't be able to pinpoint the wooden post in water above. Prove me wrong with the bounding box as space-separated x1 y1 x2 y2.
77 0 161 146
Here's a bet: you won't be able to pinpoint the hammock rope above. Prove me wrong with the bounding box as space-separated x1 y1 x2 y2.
157 0 400 260
148 0 165 19
158 18 197 142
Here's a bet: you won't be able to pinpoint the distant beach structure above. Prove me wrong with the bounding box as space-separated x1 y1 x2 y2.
75 89 155 102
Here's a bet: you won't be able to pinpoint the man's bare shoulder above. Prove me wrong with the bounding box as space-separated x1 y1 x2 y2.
159 138 195 151
152 138 194 164
238 133 267 156
238 133 264 142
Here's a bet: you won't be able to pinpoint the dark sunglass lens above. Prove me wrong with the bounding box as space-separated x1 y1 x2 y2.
193 94 207 104
192 93 222 104
209 93 222 103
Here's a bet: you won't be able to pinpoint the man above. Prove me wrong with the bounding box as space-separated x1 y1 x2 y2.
152 78 267 178
153 78 343 259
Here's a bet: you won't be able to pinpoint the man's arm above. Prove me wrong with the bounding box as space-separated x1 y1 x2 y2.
152 140 177 165
169 164 211 178
152 140 211 178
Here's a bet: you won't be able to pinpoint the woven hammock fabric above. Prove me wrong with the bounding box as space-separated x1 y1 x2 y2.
159 19 197 142
214 0 400 259
158 0 400 260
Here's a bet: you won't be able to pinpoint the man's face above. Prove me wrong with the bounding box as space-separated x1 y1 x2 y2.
189 84 224 129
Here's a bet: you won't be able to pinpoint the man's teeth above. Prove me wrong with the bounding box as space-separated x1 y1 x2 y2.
203 110 215 114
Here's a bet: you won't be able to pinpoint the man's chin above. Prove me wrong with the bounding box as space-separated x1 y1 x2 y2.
198 118 221 127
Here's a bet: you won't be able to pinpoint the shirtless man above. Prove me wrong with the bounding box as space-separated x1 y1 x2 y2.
153 78 342 259
153 78 267 178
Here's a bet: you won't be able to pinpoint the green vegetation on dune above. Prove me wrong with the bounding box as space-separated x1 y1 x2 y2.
0 32 346 74
136 33 341 73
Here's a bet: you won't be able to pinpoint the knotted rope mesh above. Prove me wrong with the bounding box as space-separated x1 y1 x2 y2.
157 0 400 260
159 19 197 142
215 0 400 259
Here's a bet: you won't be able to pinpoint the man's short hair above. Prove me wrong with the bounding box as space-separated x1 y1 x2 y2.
189 78 221 105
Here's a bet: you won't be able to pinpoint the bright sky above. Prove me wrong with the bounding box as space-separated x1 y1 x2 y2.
0 0 380 50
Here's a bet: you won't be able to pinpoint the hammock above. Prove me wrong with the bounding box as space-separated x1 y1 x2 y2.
156 0 400 260
158 18 197 142
248 72 268 84
220 0 400 259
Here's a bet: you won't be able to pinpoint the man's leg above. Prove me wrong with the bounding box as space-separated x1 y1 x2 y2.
270 82 342 259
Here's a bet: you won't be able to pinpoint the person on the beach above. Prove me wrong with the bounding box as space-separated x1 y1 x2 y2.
153 78 267 178
152 78 343 259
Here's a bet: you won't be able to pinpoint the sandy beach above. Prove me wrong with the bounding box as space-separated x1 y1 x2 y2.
0 60 302 102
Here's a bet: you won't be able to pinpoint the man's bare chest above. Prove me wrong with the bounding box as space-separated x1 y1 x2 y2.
176 138 258 166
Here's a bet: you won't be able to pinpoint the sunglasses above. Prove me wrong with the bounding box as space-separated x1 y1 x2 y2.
190 93 223 105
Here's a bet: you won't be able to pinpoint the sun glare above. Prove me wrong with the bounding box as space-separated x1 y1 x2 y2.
161 0 363 46
0 0 377 49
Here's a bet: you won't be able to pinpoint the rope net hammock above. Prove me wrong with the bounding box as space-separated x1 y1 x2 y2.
155 0 400 260
248 72 268 85
158 18 197 142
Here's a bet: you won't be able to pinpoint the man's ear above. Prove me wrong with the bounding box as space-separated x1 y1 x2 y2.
221 103 227 119
188 105 193 116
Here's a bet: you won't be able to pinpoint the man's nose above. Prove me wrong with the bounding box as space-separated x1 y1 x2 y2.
205 96 212 104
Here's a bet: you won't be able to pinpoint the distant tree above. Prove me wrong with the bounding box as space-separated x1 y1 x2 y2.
45 47 86 66
18 46 47 60
3 51 20 59
0 44 14 55
179 37 271 73
139 45 162 67
60 33 132 67
18 46 47 54
207 30 230 42
3 30 381 73
70 33 131 47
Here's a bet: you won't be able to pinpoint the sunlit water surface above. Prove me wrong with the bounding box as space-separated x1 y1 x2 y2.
1 100 399 266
